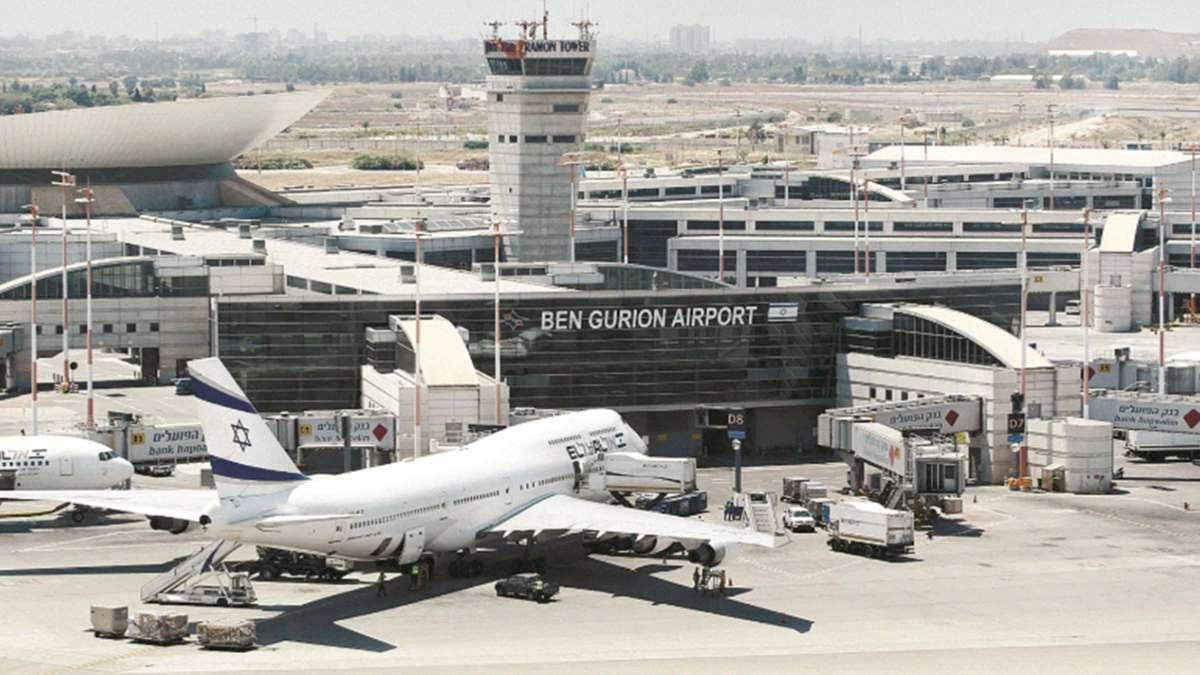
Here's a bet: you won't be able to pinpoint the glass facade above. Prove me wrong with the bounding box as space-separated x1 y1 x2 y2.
0 260 208 300
216 283 1019 413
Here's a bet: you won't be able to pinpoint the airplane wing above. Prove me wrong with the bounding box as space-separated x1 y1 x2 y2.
484 494 774 549
1 489 216 521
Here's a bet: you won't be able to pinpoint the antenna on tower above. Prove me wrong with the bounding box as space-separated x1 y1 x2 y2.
486 20 504 40
571 20 597 41
515 20 539 40
542 0 549 39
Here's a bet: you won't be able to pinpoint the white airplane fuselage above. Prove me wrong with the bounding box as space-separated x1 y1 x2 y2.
206 410 637 560
0 436 134 491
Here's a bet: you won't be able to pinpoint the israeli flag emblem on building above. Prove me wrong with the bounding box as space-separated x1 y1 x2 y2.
768 303 799 322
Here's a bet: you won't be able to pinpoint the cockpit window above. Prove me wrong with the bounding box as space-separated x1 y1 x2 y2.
99 451 115 461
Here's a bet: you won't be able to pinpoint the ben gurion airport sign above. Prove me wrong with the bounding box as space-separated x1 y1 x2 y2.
539 303 800 331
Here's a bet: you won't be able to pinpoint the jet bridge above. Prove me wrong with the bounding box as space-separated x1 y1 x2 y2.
818 395 978 512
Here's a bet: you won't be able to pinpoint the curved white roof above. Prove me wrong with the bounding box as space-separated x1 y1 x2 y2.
392 316 480 386
0 90 329 169
900 305 1054 370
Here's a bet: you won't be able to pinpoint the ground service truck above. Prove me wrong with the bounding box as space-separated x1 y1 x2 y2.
827 501 914 560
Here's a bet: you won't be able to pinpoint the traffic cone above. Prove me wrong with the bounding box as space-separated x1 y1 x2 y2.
780 614 787 624
973 495 977 504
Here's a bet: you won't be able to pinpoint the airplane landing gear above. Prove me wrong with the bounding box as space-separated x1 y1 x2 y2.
70 506 89 523
447 551 484 578
510 538 547 574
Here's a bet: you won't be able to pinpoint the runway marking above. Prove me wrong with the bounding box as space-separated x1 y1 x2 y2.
740 556 865 582
36 645 160 675
1080 508 1200 541
14 530 183 553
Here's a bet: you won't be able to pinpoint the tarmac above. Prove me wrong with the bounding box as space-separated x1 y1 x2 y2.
2 324 1200 673
2 453 1200 675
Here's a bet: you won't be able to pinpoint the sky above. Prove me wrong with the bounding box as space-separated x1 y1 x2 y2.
5 0 1200 45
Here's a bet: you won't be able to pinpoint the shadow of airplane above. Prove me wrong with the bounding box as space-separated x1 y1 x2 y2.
248 544 811 652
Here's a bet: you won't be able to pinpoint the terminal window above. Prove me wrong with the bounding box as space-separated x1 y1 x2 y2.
127 323 137 333
525 135 548 143
552 135 576 143
553 103 580 113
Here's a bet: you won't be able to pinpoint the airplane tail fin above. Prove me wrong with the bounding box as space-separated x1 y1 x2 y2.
188 357 307 499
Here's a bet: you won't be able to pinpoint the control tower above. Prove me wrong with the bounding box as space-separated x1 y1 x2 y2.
484 17 595 262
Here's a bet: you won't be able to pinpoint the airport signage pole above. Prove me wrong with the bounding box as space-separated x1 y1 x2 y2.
52 170 75 389
897 113 906 193
921 129 930 208
25 202 39 435
75 183 95 428
710 146 732 283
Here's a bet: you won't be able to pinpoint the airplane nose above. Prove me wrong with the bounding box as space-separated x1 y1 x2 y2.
117 458 135 482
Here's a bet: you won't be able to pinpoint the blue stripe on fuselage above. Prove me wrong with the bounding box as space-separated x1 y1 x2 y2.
210 456 308 483
192 376 258 414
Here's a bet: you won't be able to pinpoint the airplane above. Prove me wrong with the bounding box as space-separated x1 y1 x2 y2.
5 358 772 575
1 435 135 521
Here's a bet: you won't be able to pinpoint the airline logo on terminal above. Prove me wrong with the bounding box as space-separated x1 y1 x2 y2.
541 305 759 331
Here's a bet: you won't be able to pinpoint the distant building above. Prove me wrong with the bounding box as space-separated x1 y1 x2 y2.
669 25 711 54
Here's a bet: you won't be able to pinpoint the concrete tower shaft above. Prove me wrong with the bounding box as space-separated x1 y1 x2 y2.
484 32 595 262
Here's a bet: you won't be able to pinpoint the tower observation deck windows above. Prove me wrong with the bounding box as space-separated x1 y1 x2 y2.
523 58 591 76
487 59 524 75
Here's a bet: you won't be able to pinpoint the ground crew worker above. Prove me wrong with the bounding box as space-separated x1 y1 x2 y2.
693 566 700 591
718 570 726 595
375 572 387 598
410 563 422 590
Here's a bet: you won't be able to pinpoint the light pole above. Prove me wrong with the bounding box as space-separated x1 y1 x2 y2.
921 128 931 208
1187 143 1200 318
557 151 583 263
896 112 906 193
1158 188 1172 394
1047 104 1057 210
863 177 872 283
780 120 791 207
1006 202 1036 480
24 202 39 434
52 170 75 389
478 220 521 426
1013 99 1026 147
1080 208 1093 418
849 139 866 277
411 220 429 457
713 146 732 283
75 183 95 429
619 164 630 264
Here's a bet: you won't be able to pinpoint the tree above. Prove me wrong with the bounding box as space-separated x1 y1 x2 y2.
689 60 709 84
747 120 767 143
1104 75 1120 90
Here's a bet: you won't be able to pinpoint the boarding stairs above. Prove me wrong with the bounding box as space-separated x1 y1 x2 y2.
140 539 242 602
737 492 777 536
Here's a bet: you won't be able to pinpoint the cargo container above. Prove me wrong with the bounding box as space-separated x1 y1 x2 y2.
90 605 128 639
603 453 696 493
826 501 914 560
781 477 809 503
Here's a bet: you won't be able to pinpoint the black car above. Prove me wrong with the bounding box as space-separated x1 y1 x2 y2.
494 573 559 603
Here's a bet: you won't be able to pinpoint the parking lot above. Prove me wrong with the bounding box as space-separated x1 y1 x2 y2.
3 452 1200 675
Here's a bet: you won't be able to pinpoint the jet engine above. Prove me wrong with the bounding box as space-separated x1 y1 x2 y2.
687 541 727 566
148 516 198 535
